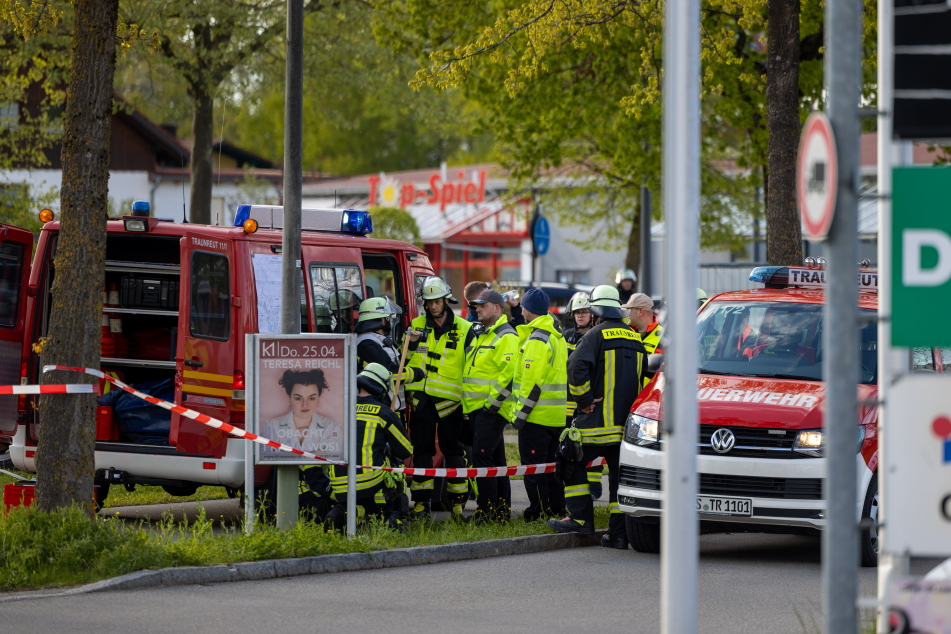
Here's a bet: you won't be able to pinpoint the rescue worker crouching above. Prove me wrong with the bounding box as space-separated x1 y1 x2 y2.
462 289 518 523
549 285 648 549
404 276 475 520
325 364 413 532
563 292 602 501
512 288 568 522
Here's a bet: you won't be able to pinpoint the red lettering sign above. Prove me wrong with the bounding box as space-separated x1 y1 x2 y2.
367 170 488 212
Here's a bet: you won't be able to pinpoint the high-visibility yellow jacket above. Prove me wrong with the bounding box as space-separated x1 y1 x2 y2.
404 306 473 418
461 315 519 419
329 395 413 498
568 318 648 444
511 313 568 427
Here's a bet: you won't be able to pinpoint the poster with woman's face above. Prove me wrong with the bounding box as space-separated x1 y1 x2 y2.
250 335 351 464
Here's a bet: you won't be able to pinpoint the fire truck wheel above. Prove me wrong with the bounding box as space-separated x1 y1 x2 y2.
162 484 199 497
94 482 110 513
860 472 879 568
626 516 661 553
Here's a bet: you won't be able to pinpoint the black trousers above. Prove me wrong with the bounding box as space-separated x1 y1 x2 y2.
409 397 467 505
518 422 566 521
471 408 512 517
565 443 624 540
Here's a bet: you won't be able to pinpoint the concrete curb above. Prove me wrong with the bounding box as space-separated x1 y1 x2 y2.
0 529 606 602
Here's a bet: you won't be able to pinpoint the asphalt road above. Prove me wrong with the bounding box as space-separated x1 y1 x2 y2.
2 534 941 634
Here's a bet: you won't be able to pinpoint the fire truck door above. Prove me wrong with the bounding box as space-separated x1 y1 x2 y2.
171 232 235 457
0 225 33 439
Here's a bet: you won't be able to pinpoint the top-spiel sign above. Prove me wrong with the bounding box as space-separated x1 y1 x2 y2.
368 169 488 212
797 112 838 241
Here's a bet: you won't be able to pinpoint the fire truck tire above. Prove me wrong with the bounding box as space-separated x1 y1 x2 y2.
626 516 661 553
94 482 110 513
162 484 199 497
860 472 879 568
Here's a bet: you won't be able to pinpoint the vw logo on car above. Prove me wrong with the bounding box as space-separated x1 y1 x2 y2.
710 428 736 454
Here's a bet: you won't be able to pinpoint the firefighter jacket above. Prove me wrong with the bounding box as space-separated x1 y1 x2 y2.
357 331 407 410
568 317 648 445
563 327 589 418
511 313 568 427
461 314 519 420
329 395 413 498
404 305 474 418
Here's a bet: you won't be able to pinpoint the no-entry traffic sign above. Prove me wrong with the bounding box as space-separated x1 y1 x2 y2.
797 112 838 241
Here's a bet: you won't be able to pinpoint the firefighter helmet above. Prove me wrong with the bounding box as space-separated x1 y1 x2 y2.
418 276 458 304
567 292 590 315
615 268 637 285
697 288 708 308
357 362 390 398
588 285 624 319
357 297 402 322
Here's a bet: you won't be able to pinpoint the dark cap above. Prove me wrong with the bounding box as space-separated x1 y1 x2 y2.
470 289 505 307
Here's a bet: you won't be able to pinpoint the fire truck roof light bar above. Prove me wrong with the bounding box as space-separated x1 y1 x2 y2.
749 266 878 291
232 204 372 235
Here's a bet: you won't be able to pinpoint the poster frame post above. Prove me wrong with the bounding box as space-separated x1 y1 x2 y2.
243 333 356 535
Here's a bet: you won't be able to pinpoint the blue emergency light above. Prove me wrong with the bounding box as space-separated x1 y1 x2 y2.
749 266 786 285
231 204 373 235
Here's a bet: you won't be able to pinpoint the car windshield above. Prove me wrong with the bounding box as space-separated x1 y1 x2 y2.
697 301 877 384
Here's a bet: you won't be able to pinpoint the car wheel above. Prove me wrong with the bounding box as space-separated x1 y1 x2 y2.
626 515 661 553
162 484 200 497
860 471 879 568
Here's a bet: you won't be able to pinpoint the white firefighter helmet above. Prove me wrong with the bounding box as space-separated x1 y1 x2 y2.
615 268 637 285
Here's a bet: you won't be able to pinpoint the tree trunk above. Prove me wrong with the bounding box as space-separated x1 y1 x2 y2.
36 0 119 514
625 210 642 282
765 0 804 266
189 88 214 225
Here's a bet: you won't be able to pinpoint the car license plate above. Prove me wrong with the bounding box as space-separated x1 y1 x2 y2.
696 496 752 517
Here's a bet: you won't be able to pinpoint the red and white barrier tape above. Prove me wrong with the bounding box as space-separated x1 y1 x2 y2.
0 384 94 395
41 365 605 477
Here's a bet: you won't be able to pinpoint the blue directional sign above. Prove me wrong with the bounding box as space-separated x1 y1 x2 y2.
533 216 550 256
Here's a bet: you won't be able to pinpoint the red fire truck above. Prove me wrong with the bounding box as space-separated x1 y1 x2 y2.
617 264 928 567
0 205 433 506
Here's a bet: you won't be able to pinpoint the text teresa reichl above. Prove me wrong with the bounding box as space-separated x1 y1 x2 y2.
261 359 342 369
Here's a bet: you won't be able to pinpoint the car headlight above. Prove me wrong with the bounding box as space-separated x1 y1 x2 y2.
625 413 660 447
794 429 823 457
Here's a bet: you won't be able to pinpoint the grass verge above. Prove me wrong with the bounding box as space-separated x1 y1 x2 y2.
0 504 609 592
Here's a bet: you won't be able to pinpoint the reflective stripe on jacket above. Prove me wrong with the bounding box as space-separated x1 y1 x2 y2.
329 396 413 497
462 315 519 418
511 313 568 427
404 309 473 415
568 318 648 444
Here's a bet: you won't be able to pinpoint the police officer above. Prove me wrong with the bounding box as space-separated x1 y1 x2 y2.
462 289 519 523
404 276 474 520
615 268 637 305
325 364 414 531
549 285 647 548
563 291 602 500
512 288 568 521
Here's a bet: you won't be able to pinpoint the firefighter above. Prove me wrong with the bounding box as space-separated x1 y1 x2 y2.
615 268 637 305
549 285 648 549
324 364 413 532
512 288 568 521
462 289 518 523
355 297 409 409
563 291 602 500
697 288 708 309
404 276 475 520
622 292 664 354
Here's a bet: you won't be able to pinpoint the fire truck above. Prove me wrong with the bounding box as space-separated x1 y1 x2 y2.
0 205 434 507
617 263 925 567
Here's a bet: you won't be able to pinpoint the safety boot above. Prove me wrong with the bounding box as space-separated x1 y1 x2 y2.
450 503 469 523
409 501 431 520
547 516 595 535
324 506 346 533
600 534 629 549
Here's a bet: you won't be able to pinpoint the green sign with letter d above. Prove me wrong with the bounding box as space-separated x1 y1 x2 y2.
893 167 951 346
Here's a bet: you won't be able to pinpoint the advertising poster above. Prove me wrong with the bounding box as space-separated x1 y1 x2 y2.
888 577 951 634
248 334 353 465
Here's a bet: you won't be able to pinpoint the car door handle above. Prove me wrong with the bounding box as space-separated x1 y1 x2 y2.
184 360 203 368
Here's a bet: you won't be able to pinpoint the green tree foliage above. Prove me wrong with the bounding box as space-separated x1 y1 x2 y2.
373 0 877 261
366 206 422 247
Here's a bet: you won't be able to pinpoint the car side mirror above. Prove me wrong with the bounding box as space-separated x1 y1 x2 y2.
647 353 664 375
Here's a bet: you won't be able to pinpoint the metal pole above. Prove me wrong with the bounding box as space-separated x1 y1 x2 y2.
276 0 304 530
345 338 357 535
876 2 912 619
660 0 700 626
823 0 861 626
640 185 653 297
